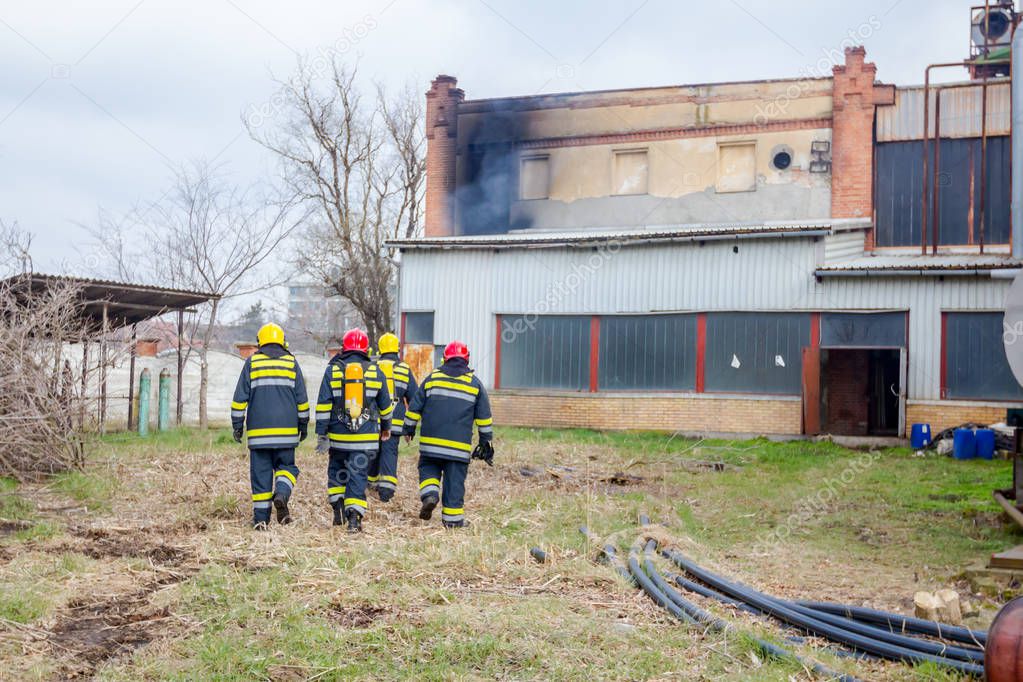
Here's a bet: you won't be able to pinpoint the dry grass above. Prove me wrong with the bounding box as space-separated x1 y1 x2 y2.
0 427 1011 680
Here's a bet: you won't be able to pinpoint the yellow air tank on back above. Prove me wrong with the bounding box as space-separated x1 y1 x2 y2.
378 359 396 404
344 363 365 421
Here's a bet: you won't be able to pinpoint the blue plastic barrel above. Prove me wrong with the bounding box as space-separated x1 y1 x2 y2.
910 423 932 449
953 428 977 460
975 429 996 460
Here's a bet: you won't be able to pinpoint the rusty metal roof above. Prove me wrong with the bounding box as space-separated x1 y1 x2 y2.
387 220 862 250
815 253 1021 276
1 272 218 330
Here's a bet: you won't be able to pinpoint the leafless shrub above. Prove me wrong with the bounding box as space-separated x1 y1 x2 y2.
0 225 91 479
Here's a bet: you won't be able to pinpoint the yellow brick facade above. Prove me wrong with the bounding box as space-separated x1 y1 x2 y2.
905 402 1017 438
490 391 802 434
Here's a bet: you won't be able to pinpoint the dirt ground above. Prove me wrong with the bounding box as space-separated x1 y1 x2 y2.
0 427 1015 680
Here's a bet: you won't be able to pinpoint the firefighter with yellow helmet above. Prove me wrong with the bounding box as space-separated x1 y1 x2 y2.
314 328 394 532
230 323 309 529
367 332 419 502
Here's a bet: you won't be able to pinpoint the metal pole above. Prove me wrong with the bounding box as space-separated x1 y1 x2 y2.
127 323 137 430
980 78 989 253
1012 26 1023 259
932 89 943 255
176 308 184 425
80 341 88 430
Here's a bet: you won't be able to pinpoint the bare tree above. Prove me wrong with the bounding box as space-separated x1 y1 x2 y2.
88 161 305 428
249 60 426 339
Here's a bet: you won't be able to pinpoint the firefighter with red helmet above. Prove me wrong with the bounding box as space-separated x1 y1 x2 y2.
314 328 393 532
403 341 493 528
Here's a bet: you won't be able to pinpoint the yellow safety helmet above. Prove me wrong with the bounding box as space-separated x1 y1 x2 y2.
256 322 286 347
378 332 400 355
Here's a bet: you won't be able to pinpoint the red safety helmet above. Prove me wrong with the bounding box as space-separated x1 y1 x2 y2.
443 340 470 361
342 328 370 353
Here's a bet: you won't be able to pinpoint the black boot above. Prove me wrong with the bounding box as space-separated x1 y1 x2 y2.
331 501 343 527
419 493 439 520
273 493 292 525
443 519 467 529
377 487 394 503
346 508 363 533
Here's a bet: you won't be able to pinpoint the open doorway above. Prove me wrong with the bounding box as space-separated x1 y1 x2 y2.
819 348 901 436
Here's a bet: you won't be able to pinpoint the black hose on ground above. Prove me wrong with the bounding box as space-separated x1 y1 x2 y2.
529 547 548 563
579 526 632 582
662 549 984 677
792 600 986 649
634 539 859 682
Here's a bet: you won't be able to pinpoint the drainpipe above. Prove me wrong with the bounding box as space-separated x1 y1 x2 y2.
1013 26 1023 259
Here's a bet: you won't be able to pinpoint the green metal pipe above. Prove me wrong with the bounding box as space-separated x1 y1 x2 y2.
158 368 171 431
138 368 151 437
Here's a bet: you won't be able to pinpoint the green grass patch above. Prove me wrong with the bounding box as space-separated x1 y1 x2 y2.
51 470 114 510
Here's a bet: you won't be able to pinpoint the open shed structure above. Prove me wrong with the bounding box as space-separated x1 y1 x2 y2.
2 273 217 431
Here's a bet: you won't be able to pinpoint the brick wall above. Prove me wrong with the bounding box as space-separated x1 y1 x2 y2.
906 402 1014 437
831 47 895 250
822 349 869 435
424 75 464 238
491 391 802 435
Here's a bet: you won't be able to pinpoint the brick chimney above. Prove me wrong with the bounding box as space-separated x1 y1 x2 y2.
425 75 464 238
235 342 259 359
135 338 160 358
831 47 894 249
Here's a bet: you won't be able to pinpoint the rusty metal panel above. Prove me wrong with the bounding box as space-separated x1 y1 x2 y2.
402 343 435 387
877 82 1010 141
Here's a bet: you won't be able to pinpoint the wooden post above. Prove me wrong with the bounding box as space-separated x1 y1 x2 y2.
176 308 184 425
127 323 137 430
99 303 109 435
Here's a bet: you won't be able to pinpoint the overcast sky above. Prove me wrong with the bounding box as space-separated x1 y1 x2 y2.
1 0 974 275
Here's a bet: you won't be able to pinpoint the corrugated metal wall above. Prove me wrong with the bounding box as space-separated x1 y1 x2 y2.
823 230 866 262
877 82 1010 142
399 238 1012 401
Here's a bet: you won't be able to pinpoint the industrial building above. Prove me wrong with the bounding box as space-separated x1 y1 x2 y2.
391 18 1023 437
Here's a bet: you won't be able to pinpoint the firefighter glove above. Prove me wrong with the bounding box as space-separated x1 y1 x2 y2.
298 424 308 442
316 435 329 454
233 428 243 444
471 440 495 466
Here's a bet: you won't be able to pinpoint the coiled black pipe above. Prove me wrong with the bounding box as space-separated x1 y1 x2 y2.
579 526 632 582
634 540 859 682
793 600 986 649
663 549 984 677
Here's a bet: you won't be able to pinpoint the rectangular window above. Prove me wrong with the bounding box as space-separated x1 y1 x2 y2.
499 315 590 390
716 142 756 193
821 312 907 348
944 312 1023 400
705 313 810 394
403 312 434 344
519 155 550 200
612 149 648 195
598 315 697 390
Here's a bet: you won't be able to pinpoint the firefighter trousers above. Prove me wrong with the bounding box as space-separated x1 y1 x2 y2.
250 448 299 523
368 436 400 499
418 455 467 526
326 448 372 517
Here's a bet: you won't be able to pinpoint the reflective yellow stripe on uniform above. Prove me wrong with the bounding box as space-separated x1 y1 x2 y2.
419 436 472 451
297 402 310 412
252 492 273 501
474 417 493 426
316 403 332 412
247 427 299 437
419 478 440 489
274 470 297 485
251 359 295 369
231 401 247 410
405 411 421 422
327 432 379 442
328 486 346 495
379 403 394 417
424 379 479 395
442 507 464 515
344 498 368 508
250 369 297 380
379 475 398 485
